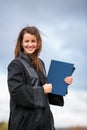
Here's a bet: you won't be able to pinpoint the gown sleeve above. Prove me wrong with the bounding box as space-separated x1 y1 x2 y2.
7 60 46 108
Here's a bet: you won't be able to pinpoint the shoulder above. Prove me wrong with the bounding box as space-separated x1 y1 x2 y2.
39 58 45 67
8 58 19 66
7 57 23 70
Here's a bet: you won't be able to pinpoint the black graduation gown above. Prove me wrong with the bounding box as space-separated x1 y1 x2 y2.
7 52 57 130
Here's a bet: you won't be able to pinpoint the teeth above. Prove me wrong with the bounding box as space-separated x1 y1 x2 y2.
26 46 34 49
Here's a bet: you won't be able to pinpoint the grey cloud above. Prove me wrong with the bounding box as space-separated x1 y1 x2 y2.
0 0 87 86
0 0 86 22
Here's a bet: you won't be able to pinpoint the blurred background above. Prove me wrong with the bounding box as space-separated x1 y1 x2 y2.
0 0 87 129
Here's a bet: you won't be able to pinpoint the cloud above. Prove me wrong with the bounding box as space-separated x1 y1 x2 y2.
51 89 87 127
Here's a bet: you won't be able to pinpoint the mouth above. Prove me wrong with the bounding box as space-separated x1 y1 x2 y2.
25 45 36 53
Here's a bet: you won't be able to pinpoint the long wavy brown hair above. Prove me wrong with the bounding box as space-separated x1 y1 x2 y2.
14 26 42 72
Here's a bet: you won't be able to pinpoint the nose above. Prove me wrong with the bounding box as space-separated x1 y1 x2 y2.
28 42 32 46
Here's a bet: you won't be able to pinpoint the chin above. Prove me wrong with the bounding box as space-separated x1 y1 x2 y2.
27 51 35 55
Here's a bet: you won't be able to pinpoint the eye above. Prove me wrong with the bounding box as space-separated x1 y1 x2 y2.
25 40 29 43
32 40 37 43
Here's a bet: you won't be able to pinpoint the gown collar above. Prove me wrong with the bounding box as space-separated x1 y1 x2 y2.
19 51 32 64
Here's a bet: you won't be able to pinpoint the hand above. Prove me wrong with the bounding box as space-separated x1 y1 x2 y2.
64 76 73 85
43 83 52 93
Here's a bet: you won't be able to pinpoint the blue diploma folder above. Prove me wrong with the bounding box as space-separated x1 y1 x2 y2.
47 60 74 96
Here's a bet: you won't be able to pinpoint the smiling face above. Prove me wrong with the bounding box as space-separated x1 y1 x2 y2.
14 26 42 58
22 33 38 55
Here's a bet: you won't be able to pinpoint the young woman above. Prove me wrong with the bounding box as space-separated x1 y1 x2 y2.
7 26 73 130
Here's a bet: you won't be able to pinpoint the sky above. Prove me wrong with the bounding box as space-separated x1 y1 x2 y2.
0 0 87 128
